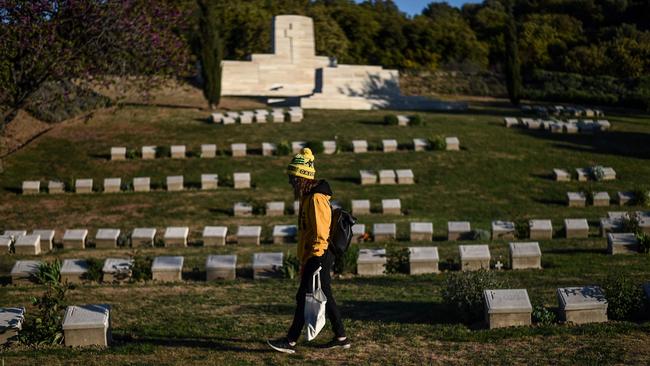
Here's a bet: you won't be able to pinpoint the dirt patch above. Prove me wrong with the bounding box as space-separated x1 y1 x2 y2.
2 109 52 154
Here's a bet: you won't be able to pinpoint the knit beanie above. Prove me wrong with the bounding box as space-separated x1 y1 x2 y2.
286 147 316 180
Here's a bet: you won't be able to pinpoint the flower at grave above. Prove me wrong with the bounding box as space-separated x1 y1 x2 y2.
592 166 606 181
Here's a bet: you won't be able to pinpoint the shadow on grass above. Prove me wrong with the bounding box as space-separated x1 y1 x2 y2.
3 186 22 194
530 173 555 181
89 153 111 160
112 333 268 353
518 129 650 160
544 247 607 255
332 176 359 184
340 300 453 325
533 198 567 206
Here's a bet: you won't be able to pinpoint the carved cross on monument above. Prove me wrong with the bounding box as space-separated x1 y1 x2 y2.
283 22 298 63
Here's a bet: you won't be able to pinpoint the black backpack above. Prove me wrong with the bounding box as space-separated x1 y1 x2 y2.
329 208 357 258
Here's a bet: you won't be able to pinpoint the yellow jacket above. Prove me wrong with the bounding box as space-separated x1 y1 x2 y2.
297 181 332 266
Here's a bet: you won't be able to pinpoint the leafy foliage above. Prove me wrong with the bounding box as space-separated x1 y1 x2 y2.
470 229 490 241
305 140 325 155
637 233 650 254
333 244 359 275
131 254 153 282
276 141 292 156
281 252 300 279
532 304 557 326
384 114 398 126
603 274 644 321
83 258 104 283
20 260 68 345
631 188 649 206
196 0 224 109
429 135 447 151
385 246 409 274
409 115 423 126
442 270 506 323
25 81 112 123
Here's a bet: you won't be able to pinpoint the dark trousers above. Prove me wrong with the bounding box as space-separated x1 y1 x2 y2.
287 250 346 342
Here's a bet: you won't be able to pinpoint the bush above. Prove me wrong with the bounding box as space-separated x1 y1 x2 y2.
470 229 490 241
384 114 398 125
83 258 103 282
514 219 529 239
20 260 69 345
409 115 423 126
126 149 139 159
35 260 61 285
276 141 292 156
429 135 447 151
532 304 556 326
305 140 324 155
25 80 112 123
155 146 170 158
333 244 359 274
281 252 301 279
385 246 409 274
637 233 650 254
603 274 644 320
442 270 506 323
621 215 640 234
130 254 153 282
631 188 649 206
591 166 606 181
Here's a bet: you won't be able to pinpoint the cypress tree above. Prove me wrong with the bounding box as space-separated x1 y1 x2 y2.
503 2 522 106
197 0 223 110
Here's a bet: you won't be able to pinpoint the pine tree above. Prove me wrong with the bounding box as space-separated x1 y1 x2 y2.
197 0 223 110
503 2 522 105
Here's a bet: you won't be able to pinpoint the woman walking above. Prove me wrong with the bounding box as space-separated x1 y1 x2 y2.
267 148 350 354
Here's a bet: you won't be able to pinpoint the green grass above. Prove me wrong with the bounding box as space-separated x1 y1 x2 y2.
1 104 650 365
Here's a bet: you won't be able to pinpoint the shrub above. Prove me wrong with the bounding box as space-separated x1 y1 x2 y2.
385 246 409 274
281 252 301 279
584 189 595 205
384 114 398 125
35 260 61 285
637 233 650 254
621 215 640 234
276 141 292 156
442 270 506 323
532 304 556 326
470 229 490 241
155 146 170 158
631 188 649 206
409 115 423 126
514 219 529 239
603 274 644 320
25 80 112 123
305 141 324 155
429 135 447 151
333 244 359 274
20 260 69 345
591 166 606 181
83 258 103 282
126 149 139 159
130 254 153 282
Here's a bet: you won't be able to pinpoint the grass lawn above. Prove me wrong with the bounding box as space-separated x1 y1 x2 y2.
1 102 650 365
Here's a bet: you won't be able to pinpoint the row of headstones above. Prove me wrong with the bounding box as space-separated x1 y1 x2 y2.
521 104 605 117
234 198 403 217
1 284 627 347
504 117 611 133
5 214 648 256
566 191 635 207
211 107 303 124
21 173 251 194
359 169 415 185
553 167 616 182
109 137 460 161
8 243 542 289
8 253 277 285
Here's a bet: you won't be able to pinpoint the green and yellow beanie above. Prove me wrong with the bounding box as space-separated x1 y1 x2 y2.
287 147 316 180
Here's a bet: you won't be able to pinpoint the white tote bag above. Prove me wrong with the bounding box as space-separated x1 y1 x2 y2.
304 266 327 341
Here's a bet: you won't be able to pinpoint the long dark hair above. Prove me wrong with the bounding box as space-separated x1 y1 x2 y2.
292 176 319 199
